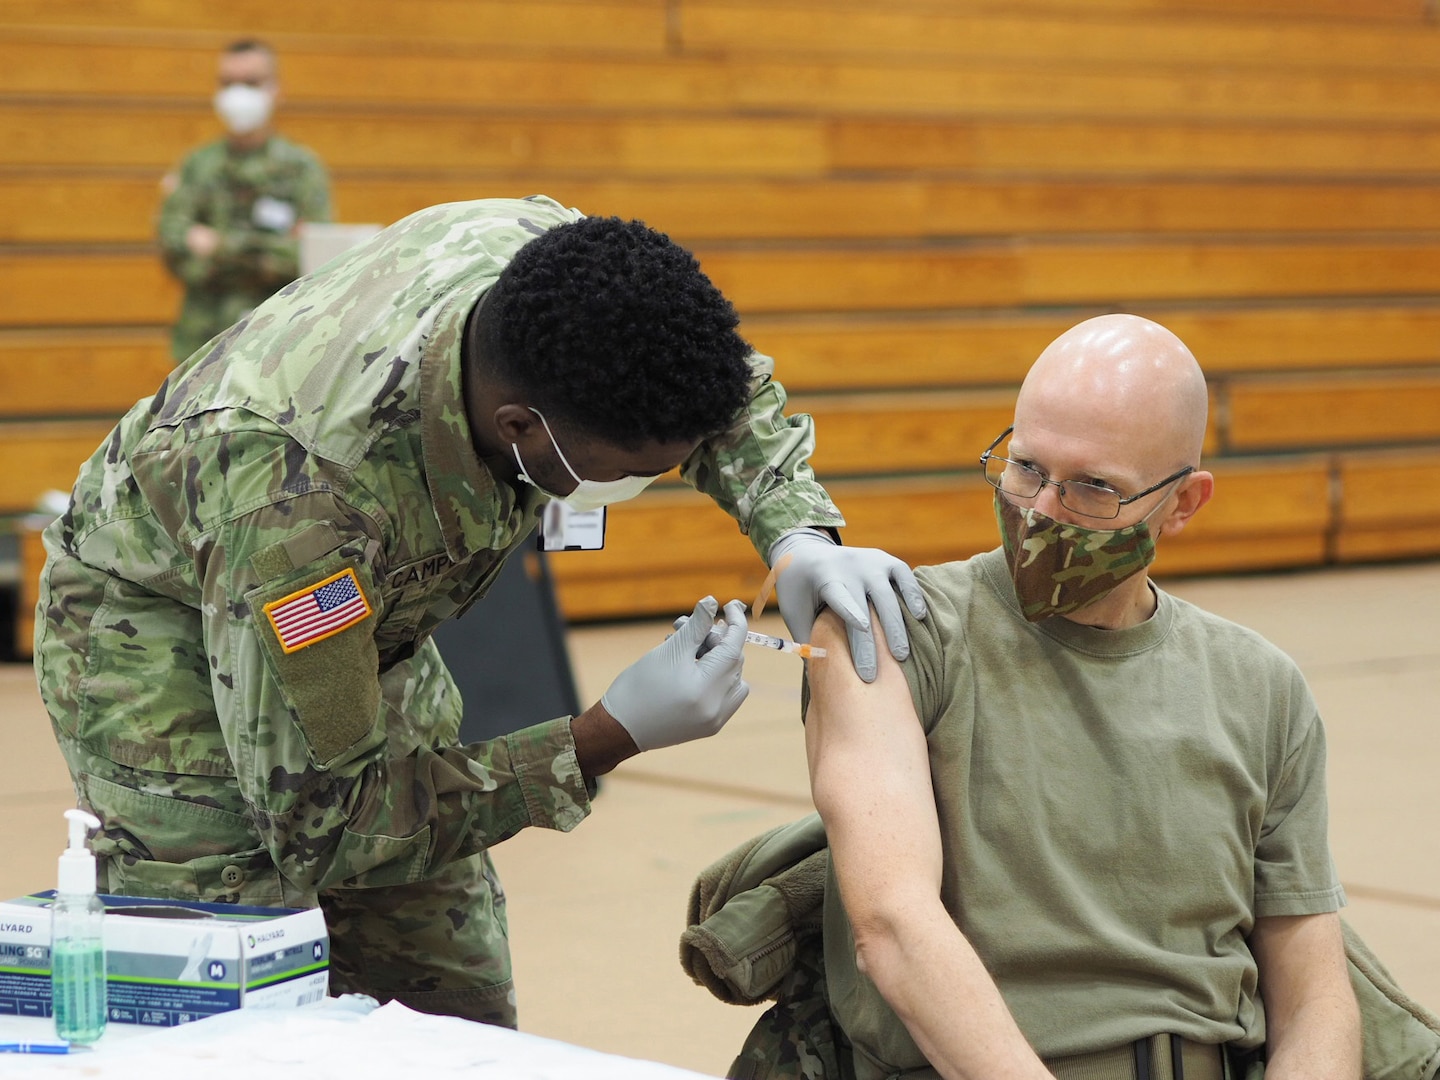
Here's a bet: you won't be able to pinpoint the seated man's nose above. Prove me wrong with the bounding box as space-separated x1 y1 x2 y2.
1034 483 1067 518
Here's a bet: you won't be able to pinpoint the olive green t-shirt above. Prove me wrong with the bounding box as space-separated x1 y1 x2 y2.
825 548 1345 1073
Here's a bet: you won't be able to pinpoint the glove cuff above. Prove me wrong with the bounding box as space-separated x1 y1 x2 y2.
767 527 836 568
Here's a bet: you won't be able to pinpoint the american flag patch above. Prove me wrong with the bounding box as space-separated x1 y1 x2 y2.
263 567 373 654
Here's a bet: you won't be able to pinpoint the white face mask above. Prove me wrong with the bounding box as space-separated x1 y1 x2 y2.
511 408 658 512
214 84 274 135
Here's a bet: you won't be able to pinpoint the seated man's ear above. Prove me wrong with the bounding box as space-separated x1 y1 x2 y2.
1157 471 1215 539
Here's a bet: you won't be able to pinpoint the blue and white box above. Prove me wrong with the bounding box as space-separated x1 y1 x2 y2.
0 892 328 1027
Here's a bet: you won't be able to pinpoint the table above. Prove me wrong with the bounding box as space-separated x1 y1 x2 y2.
0 996 721 1078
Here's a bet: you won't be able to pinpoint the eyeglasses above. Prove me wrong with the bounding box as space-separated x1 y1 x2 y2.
979 427 1194 521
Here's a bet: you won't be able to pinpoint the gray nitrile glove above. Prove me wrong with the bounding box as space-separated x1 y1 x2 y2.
767 529 928 683
601 596 751 751
673 614 725 658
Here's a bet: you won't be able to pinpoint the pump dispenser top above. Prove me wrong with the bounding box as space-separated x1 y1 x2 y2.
58 809 100 896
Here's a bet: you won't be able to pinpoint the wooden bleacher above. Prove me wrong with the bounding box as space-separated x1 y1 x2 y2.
2 0 1439 650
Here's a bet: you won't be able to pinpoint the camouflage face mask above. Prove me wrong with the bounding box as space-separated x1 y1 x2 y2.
994 492 1158 622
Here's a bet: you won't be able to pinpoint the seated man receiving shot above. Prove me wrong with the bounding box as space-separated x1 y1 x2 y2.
802 314 1359 1080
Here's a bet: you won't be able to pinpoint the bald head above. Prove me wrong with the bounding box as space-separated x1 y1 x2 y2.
998 315 1214 624
1015 314 1208 471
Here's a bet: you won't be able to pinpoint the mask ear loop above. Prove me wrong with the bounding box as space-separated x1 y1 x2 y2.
750 551 794 620
528 408 584 486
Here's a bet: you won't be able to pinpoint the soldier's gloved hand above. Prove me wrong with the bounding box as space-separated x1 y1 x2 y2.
672 613 726 658
601 596 750 751
768 529 928 684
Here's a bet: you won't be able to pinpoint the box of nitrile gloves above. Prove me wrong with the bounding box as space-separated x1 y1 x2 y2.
0 892 328 1027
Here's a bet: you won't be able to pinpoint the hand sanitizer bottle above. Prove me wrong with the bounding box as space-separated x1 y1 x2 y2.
52 808 106 1044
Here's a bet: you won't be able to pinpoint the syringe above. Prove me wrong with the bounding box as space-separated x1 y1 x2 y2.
742 629 826 659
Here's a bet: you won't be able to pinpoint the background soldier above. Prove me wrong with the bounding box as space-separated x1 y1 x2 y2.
156 38 331 362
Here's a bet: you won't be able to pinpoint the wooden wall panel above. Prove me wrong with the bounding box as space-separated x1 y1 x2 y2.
11 33 1440 123
792 390 1220 474
0 2 670 53
829 117 1440 176
692 0 1424 22
1334 448 1440 562
16 175 1440 245
10 303 1440 408
0 331 172 417
745 305 1440 392
0 106 829 176
16 525 45 659
1336 448 1440 527
1154 534 1329 577
794 392 1015 476
1225 375 1440 452
698 242 1440 315
1057 0 1421 17
678 3 1440 69
18 241 1440 332
0 177 165 245
0 254 176 328
1152 307 1440 376
1175 458 1332 536
1095 458 1334 578
10 104 1440 180
0 422 112 513
6 0 1411 51
14 104 1440 181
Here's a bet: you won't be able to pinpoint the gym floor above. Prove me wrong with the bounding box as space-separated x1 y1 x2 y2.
3 558 1436 1077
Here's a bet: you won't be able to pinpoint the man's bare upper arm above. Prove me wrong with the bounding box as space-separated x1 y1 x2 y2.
805 608 944 917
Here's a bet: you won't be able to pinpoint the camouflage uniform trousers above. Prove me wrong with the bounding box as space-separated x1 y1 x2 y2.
61 740 520 1028
322 850 517 1026
727 932 845 1080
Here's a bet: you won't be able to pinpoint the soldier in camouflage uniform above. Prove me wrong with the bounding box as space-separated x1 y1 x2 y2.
34 195 926 1027
157 39 331 362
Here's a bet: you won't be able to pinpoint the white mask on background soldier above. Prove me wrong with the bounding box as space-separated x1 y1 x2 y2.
511 408 658 512
214 84 274 136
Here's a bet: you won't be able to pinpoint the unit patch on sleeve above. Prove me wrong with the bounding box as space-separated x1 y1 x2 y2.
263 567 373 653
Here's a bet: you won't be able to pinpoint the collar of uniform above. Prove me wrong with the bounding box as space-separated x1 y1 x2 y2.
419 283 543 560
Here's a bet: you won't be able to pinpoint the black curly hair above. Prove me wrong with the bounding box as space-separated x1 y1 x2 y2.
472 216 754 449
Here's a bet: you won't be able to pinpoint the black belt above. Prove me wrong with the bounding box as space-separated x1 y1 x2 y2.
1046 1035 1231 1080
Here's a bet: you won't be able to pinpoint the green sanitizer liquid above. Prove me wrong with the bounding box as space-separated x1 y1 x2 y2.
52 935 107 1044
53 810 108 1045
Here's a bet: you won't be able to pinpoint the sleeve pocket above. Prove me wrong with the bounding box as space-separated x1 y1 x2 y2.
247 549 386 771
316 826 433 891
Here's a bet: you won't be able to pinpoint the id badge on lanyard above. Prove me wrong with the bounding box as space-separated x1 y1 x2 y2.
537 502 606 551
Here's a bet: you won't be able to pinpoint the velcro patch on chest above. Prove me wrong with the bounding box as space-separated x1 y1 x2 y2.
263 567 373 653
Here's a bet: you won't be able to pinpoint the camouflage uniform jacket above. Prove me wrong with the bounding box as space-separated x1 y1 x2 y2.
157 134 331 362
36 196 845 908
